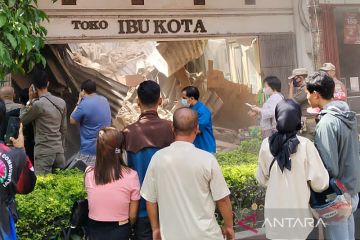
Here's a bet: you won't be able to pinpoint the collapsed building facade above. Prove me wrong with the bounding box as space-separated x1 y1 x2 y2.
9 0 323 157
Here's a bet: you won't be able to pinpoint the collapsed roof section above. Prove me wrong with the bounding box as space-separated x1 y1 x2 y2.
48 45 129 119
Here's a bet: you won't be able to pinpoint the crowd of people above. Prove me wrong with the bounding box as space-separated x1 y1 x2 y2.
255 63 359 240
0 68 224 240
0 62 359 240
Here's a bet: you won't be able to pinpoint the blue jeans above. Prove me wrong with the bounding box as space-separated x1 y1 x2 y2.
325 194 359 240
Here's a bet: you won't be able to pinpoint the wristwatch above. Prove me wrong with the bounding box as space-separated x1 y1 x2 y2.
26 99 35 106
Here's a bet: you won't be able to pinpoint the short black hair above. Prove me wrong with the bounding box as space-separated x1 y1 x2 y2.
182 86 200 100
81 79 96 94
306 72 335 100
31 69 49 90
264 76 281 92
0 99 6 126
137 80 160 107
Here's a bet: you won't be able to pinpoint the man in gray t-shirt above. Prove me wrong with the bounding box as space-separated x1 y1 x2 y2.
20 69 67 174
141 108 234 240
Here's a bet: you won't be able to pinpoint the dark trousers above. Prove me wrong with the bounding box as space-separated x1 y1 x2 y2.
87 219 130 240
132 217 152 240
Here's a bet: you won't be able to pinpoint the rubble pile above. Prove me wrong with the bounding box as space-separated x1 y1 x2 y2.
69 42 156 85
113 87 173 129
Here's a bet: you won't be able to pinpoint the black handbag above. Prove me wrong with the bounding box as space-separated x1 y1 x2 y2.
62 199 88 240
70 199 89 228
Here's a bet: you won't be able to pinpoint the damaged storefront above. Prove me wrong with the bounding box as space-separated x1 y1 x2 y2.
10 0 311 157
310 0 360 124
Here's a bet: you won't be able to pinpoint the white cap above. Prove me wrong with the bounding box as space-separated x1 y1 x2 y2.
288 68 308 80
320 63 336 71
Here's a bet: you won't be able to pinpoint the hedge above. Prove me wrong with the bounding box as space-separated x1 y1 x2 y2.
16 170 86 240
218 139 265 225
15 139 264 239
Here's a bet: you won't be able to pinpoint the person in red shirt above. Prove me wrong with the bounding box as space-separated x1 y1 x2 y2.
0 99 36 240
320 63 347 101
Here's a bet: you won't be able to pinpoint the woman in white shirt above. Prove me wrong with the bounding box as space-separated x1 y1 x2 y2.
256 99 329 240
248 76 284 139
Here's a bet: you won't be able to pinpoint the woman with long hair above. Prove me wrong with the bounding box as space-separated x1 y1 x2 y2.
85 127 140 240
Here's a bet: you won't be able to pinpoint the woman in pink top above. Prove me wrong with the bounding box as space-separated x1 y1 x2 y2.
85 127 140 240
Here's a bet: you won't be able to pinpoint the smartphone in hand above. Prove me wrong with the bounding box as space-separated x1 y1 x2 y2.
5 117 20 145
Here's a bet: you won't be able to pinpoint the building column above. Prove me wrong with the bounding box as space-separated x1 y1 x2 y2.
292 0 315 71
309 1 341 77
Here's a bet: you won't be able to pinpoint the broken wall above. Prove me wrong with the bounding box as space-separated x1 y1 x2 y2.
207 60 257 129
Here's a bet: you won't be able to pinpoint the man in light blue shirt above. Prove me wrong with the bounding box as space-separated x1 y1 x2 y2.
70 79 111 167
181 86 216 153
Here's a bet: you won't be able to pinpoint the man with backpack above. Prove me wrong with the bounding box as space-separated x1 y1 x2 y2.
306 72 360 240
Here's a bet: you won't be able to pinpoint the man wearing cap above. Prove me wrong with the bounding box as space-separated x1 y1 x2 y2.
320 63 347 101
288 68 316 141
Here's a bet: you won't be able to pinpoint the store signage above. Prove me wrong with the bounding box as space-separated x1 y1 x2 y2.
71 19 207 34
42 14 294 43
344 13 360 44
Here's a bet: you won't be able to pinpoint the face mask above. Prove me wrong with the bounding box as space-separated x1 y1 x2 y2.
181 98 190 107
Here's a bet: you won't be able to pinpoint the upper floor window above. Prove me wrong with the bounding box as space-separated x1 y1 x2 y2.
131 0 144 5
194 0 205 5
62 0 76 5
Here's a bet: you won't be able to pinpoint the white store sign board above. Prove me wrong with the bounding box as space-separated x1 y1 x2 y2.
43 14 294 43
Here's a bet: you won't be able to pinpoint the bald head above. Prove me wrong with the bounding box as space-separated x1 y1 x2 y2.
173 108 198 136
0 86 15 101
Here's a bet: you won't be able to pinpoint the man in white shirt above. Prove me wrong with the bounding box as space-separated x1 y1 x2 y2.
141 107 234 240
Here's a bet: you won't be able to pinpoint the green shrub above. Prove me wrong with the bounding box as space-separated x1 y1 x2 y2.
221 163 264 209
216 139 262 166
217 139 265 223
237 139 262 155
16 170 85 240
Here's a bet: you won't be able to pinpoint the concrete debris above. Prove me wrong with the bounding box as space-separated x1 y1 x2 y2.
69 42 157 84
213 127 241 146
216 140 239 152
156 40 208 76
113 86 173 129
207 60 258 130
113 95 173 129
